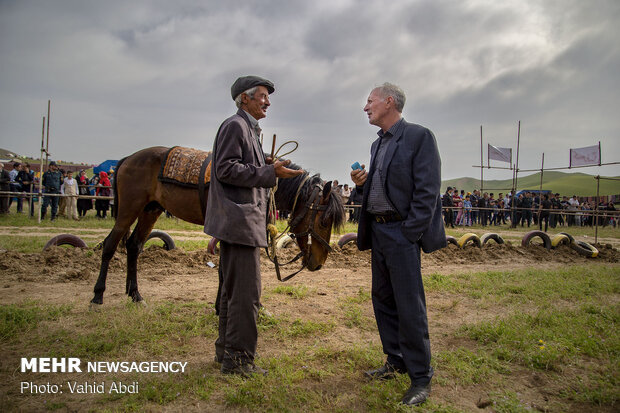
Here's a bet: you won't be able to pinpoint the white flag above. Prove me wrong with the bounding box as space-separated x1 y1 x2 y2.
570 144 600 167
488 144 512 163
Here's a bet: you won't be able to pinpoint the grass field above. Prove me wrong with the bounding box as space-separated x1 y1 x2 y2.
1 265 618 412
0 204 618 412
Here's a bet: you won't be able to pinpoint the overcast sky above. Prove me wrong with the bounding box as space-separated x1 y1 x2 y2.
1 0 619 184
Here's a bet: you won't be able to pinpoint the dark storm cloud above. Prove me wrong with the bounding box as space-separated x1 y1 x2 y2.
0 0 618 183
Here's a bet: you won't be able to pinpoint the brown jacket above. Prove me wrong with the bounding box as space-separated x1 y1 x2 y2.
204 109 276 247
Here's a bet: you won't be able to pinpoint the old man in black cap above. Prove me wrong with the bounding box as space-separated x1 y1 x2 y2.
205 76 302 376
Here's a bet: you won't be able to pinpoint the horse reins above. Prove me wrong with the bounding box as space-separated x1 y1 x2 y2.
266 175 333 282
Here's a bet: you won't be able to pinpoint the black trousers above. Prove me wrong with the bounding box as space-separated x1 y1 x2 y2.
370 220 433 385
539 213 549 232
215 241 262 364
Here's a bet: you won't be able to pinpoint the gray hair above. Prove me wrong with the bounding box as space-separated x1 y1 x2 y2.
234 86 258 108
374 82 406 113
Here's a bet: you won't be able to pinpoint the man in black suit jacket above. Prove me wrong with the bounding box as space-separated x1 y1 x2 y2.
351 83 445 406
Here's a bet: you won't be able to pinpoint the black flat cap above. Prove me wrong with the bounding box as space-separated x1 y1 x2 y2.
49 161 57 166
231 75 275 100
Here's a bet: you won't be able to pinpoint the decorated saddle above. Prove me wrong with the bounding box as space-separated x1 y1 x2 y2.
158 146 212 189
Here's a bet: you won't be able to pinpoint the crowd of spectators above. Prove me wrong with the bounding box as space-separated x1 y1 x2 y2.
441 187 617 230
0 161 114 220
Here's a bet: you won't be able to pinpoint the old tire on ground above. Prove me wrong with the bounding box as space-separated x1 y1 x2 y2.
276 234 295 249
458 233 482 248
146 230 176 250
480 233 504 246
207 237 220 255
338 233 358 248
570 240 599 258
559 232 575 243
43 234 88 251
551 234 571 248
446 235 458 246
521 230 551 250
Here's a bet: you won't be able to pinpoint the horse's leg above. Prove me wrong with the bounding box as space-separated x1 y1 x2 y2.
125 208 162 303
91 225 131 306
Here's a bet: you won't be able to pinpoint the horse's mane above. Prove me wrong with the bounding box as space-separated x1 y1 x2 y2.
274 162 346 230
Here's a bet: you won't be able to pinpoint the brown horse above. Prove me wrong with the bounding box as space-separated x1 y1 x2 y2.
90 146 345 306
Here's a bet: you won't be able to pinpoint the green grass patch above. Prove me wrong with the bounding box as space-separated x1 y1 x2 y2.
0 301 73 340
461 303 619 372
271 284 312 299
284 318 335 338
434 348 511 385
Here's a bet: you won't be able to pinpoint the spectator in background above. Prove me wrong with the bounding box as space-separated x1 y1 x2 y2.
41 161 63 221
61 170 80 220
568 195 580 226
0 163 10 214
341 183 351 204
520 192 533 227
462 194 472 226
347 186 362 223
57 169 67 217
538 193 552 232
95 171 111 218
332 180 342 197
443 187 454 228
8 162 22 212
18 163 34 216
77 170 92 217
470 190 479 224
479 192 489 226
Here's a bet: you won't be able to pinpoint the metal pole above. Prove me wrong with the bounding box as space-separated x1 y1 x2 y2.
480 125 484 192
38 116 45 223
511 121 521 228
595 175 600 244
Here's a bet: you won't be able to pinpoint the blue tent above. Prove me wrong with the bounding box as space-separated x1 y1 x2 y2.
93 160 118 175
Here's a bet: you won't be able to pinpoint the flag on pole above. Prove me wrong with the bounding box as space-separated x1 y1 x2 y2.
488 144 512 163
570 144 600 167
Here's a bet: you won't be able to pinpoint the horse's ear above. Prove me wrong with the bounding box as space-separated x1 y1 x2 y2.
322 181 332 201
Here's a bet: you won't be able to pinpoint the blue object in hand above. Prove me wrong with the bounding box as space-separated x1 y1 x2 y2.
351 161 362 170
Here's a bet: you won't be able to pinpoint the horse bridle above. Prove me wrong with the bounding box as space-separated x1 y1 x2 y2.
267 176 333 282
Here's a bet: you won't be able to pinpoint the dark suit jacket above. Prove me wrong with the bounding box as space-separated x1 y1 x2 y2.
204 109 276 247
356 119 446 253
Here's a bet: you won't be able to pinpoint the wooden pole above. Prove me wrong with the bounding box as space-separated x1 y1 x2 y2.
539 153 544 194
45 100 51 166
271 134 277 160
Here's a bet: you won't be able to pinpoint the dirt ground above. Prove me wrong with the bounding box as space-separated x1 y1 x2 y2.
0 239 618 412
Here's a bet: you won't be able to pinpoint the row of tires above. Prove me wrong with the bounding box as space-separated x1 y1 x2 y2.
43 229 599 258
519 230 598 258
337 231 599 258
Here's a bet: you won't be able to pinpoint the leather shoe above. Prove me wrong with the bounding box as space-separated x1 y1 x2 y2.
364 363 407 380
401 382 431 406
221 362 267 378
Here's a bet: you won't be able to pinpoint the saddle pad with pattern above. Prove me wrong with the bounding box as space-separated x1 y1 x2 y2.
158 146 212 189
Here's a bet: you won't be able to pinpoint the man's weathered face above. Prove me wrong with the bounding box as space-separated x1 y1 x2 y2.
364 89 391 128
243 85 270 120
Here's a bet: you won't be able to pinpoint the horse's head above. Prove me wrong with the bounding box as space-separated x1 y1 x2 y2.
288 176 345 271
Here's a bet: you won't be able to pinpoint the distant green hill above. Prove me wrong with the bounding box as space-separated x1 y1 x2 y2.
443 171 620 197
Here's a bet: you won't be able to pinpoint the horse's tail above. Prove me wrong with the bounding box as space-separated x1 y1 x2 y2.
112 156 128 222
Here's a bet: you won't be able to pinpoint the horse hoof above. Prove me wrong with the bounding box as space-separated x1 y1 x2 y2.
89 302 103 312
136 300 147 307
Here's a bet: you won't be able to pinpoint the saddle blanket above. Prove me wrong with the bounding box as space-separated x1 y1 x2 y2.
158 146 212 188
